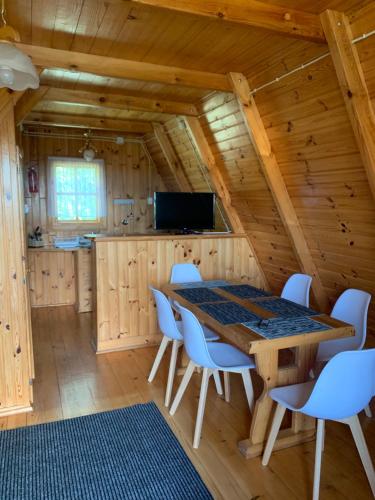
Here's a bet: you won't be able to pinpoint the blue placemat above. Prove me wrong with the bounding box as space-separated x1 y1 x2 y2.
174 287 225 304
199 302 262 325
242 316 331 339
177 280 229 289
255 297 319 318
219 284 272 299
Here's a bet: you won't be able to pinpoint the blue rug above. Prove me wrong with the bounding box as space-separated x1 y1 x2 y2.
0 402 212 500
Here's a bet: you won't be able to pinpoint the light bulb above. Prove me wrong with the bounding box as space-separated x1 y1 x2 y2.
0 65 14 87
83 148 95 161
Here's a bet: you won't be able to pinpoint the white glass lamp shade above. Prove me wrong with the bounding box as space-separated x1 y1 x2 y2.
83 148 96 161
0 42 39 91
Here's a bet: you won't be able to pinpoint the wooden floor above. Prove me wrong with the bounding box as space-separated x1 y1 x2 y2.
1 306 374 500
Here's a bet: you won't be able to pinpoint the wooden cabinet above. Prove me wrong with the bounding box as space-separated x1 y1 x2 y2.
28 248 92 312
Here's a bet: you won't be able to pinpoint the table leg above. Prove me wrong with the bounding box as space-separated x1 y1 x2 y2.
238 350 278 458
238 344 318 459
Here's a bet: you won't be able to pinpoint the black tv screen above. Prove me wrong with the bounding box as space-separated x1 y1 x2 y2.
154 192 215 231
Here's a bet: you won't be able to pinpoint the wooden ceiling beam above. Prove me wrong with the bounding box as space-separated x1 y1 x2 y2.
320 10 375 203
228 72 329 312
153 123 192 191
183 115 269 289
43 87 198 117
15 86 49 126
125 0 326 43
24 112 154 134
15 43 231 92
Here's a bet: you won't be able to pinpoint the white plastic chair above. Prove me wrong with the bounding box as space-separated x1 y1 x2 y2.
317 289 371 362
148 287 220 407
316 289 372 418
169 304 256 448
170 263 202 284
281 273 312 307
262 349 375 500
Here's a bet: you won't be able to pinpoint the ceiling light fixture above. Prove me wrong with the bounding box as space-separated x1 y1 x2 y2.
79 130 98 162
0 0 39 90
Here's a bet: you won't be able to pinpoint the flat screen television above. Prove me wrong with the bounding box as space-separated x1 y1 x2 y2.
154 192 215 231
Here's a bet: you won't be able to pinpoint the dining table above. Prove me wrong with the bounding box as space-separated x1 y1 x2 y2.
161 279 354 459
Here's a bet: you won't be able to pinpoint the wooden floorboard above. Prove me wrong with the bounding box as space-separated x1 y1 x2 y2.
1 306 374 500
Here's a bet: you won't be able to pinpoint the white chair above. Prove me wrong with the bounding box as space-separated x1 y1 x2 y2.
317 289 371 362
169 304 256 448
281 273 312 307
262 349 375 500
148 287 221 407
170 263 202 284
316 289 372 418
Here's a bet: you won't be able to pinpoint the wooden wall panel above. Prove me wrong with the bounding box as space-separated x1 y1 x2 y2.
254 54 375 333
94 234 265 353
22 128 166 242
0 98 33 416
197 93 300 293
28 250 76 307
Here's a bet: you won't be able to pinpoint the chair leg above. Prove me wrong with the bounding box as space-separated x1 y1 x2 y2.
241 370 254 412
164 340 182 407
365 405 373 418
169 360 196 416
262 404 286 466
347 415 375 497
148 335 170 383
213 370 223 396
223 372 230 403
193 367 211 449
313 419 325 500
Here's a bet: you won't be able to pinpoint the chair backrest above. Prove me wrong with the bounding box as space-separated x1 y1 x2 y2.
281 273 312 307
170 263 202 284
150 287 182 341
330 289 371 350
178 305 217 368
301 349 375 420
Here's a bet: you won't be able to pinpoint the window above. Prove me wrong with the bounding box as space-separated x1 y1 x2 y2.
48 157 106 224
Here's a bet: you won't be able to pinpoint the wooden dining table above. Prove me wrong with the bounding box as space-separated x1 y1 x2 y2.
161 280 354 459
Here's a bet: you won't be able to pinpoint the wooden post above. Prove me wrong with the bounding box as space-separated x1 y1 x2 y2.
320 9 375 203
228 72 329 312
153 123 192 192
183 116 269 289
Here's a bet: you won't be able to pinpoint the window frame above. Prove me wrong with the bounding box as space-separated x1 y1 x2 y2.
47 156 107 231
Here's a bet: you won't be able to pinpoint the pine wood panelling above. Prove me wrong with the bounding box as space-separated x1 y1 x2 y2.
0 98 33 416
143 133 181 191
28 250 76 307
75 249 93 314
197 92 300 294
93 234 265 353
229 72 329 311
321 10 375 203
22 128 166 240
126 0 326 43
252 51 375 333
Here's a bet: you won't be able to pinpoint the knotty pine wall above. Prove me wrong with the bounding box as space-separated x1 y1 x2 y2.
147 119 229 232
195 32 375 334
0 97 33 415
22 128 166 242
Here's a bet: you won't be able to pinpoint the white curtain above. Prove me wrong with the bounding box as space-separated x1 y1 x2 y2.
47 157 107 220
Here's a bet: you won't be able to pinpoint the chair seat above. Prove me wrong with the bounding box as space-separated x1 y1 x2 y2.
176 321 220 342
207 342 255 371
270 380 316 411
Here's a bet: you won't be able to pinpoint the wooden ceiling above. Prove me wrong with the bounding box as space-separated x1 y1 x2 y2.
8 0 373 132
